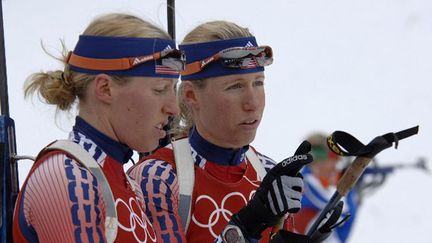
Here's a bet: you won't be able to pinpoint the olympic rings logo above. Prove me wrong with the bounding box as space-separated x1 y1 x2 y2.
191 191 255 238
116 197 157 243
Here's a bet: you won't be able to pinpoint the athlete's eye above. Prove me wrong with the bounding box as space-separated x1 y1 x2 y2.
226 83 243 90
154 86 169 94
254 80 264 87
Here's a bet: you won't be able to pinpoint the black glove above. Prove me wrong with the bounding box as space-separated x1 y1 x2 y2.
309 201 345 243
269 201 345 243
231 141 313 239
270 230 310 243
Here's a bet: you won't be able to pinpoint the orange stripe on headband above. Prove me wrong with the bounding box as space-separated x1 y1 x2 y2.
181 55 221 76
66 51 162 71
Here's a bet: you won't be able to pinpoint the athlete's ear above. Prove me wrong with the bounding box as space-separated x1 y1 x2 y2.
182 81 200 110
93 74 114 104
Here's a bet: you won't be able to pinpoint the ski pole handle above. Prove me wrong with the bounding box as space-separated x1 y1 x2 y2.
329 126 419 196
337 156 371 196
307 126 419 237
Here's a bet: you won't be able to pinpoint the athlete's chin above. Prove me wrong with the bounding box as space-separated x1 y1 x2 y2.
138 129 167 153
232 132 257 148
136 139 160 154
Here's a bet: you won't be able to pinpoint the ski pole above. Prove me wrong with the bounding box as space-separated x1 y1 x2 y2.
306 126 419 237
157 0 176 149
167 0 175 40
0 1 19 242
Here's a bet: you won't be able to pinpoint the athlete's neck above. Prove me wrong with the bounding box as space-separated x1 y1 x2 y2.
189 127 249 166
72 116 133 164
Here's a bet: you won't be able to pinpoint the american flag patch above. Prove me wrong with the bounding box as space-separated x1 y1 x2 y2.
155 65 180 75
244 58 259 69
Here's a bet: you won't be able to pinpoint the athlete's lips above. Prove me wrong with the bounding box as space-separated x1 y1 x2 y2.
238 118 260 129
155 122 167 138
239 117 260 125
155 119 169 129
240 119 257 124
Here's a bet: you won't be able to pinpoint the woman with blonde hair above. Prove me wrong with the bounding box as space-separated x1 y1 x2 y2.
13 13 183 242
128 20 339 242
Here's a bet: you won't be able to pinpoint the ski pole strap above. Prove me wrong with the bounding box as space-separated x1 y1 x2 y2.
307 126 419 237
327 126 419 196
172 138 195 232
327 126 419 158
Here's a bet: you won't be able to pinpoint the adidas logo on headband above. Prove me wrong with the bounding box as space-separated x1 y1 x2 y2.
245 41 254 47
163 45 173 51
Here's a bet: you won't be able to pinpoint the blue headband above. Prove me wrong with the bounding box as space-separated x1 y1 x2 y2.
69 35 179 78
179 37 265 80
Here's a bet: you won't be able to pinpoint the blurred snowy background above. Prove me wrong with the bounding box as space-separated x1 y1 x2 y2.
3 0 431 242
